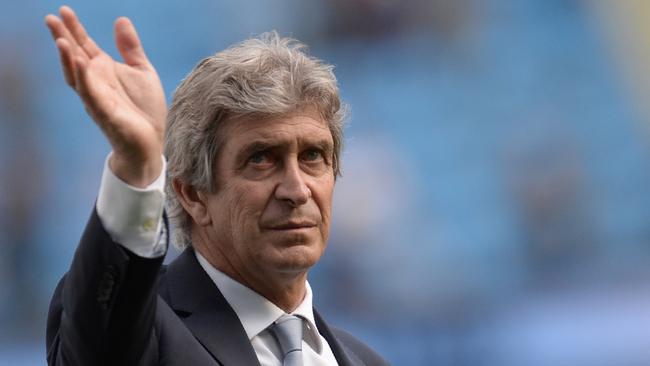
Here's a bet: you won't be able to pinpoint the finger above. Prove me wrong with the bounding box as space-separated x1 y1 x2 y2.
114 17 150 68
46 15 77 86
45 14 90 64
45 14 67 41
55 38 76 87
45 14 79 50
44 14 63 41
73 56 109 123
59 6 102 58
72 56 89 103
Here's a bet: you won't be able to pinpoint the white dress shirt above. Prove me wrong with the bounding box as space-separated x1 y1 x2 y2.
96 154 167 258
195 251 338 365
95 154 339 366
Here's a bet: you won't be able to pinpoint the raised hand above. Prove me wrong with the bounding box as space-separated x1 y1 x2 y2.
45 6 167 187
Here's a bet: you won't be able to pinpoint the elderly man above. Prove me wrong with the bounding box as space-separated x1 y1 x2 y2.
44 5 388 366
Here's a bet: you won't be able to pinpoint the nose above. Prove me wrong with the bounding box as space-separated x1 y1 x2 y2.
274 160 311 207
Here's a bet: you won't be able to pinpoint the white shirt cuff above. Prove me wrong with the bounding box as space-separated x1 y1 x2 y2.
96 153 167 258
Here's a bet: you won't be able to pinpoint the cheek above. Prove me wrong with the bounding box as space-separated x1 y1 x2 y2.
311 176 335 235
321 202 332 241
227 183 272 234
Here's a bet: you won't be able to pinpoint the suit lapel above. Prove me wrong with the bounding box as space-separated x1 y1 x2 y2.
163 249 364 366
163 249 261 366
314 309 361 366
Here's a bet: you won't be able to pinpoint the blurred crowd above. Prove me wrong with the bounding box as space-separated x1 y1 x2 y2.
2 0 650 365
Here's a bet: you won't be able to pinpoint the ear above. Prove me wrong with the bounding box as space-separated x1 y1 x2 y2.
172 178 212 226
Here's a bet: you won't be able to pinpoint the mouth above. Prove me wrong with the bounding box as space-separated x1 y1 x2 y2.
266 221 317 231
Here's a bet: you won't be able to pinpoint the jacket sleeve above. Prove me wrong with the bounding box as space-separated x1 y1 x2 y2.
46 208 167 366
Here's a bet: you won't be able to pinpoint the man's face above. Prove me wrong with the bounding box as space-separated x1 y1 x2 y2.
202 108 335 277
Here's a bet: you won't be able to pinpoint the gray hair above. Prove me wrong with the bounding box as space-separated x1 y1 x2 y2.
164 31 346 249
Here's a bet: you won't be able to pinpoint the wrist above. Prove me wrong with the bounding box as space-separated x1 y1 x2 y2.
109 152 163 188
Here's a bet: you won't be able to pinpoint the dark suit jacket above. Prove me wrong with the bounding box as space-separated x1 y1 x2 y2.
46 209 389 366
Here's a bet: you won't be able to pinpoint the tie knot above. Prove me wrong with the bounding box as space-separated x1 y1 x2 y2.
270 314 304 364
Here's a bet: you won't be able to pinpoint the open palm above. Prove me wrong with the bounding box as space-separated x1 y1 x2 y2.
46 6 166 186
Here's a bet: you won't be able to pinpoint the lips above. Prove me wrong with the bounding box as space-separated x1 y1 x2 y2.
266 221 317 230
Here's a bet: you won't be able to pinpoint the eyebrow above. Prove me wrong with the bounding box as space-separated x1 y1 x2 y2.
238 140 274 157
235 138 334 165
310 140 335 160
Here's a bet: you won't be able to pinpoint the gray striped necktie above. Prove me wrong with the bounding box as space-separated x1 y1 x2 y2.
270 315 303 366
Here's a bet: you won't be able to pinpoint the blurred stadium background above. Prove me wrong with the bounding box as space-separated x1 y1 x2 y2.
2 0 650 365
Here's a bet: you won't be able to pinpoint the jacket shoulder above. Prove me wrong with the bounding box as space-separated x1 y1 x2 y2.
330 327 390 365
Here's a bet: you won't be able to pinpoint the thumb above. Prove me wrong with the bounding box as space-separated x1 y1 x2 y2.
114 17 149 67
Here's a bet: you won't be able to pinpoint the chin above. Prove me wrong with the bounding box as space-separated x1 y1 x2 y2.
269 244 323 273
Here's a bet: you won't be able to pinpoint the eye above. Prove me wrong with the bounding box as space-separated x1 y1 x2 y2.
302 149 324 162
249 150 271 165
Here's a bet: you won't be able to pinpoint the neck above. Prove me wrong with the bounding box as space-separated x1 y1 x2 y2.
193 237 308 313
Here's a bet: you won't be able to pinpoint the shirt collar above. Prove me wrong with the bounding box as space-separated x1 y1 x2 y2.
195 251 323 353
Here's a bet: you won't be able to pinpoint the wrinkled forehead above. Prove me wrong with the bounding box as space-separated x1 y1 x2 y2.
218 108 333 150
